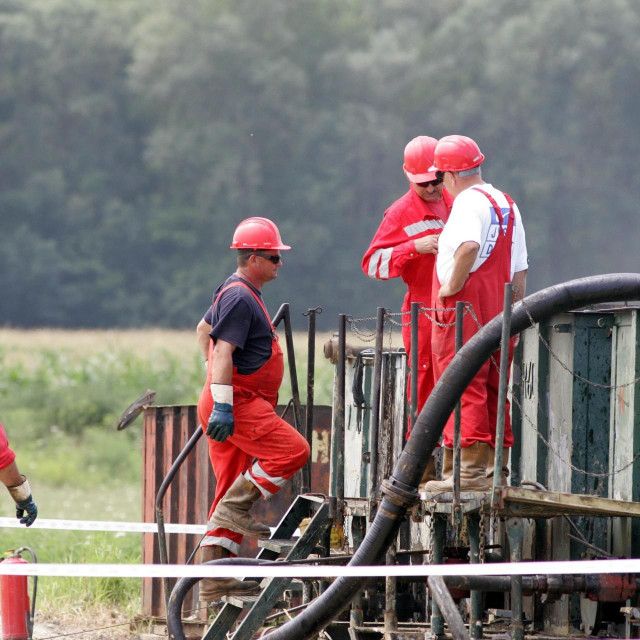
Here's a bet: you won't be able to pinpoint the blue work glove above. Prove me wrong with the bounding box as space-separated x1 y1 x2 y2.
207 403 234 442
8 475 38 527
16 495 38 527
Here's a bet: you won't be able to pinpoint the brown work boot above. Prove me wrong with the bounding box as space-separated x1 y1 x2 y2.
422 443 491 493
418 454 440 492
209 475 271 539
420 447 452 492
486 447 510 487
198 545 261 603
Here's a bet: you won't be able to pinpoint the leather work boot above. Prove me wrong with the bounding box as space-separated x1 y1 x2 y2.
198 545 261 603
418 451 445 493
420 447 452 492
422 442 491 493
209 475 271 539
486 447 510 487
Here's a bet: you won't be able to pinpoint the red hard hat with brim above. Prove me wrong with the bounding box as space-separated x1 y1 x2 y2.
430 135 485 173
403 136 439 183
230 217 291 250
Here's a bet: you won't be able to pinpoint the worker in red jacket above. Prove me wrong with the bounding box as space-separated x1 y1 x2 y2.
423 135 528 493
0 421 37 526
195 217 310 603
362 136 452 483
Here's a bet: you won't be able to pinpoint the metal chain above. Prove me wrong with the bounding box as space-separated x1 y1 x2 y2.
428 502 436 565
491 499 499 546
520 299 640 390
420 304 461 328
387 309 413 328
511 391 640 478
478 494 487 564
348 304 461 333
346 315 379 342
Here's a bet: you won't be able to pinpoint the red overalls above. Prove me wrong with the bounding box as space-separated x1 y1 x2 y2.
431 188 515 449
197 282 310 554
362 189 452 433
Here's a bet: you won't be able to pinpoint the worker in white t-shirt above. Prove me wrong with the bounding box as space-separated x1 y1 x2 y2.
423 135 528 493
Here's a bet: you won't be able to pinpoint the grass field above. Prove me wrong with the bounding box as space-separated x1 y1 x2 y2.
0 324 403 627
0 326 346 621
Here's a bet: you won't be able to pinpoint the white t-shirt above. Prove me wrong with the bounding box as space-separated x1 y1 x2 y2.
436 183 528 284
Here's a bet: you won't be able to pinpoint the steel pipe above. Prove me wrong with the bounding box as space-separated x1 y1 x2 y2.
428 575 470 640
368 307 386 499
303 307 322 492
491 283 513 503
410 302 419 432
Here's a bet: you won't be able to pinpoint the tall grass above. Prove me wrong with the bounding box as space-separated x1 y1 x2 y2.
0 327 339 615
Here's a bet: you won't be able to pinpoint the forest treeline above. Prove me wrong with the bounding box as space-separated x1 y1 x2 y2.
1 0 639 330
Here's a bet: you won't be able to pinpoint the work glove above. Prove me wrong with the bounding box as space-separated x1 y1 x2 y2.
8 475 38 527
207 383 234 442
16 495 38 527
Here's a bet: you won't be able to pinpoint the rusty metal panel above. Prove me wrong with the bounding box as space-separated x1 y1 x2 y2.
141 403 331 619
142 405 210 619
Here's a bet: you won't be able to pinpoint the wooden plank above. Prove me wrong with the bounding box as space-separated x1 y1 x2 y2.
499 486 640 518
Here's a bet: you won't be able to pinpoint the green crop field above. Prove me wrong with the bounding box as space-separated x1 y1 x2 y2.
0 327 343 624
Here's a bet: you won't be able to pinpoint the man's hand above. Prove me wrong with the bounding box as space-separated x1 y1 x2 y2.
438 281 459 303
414 235 439 255
7 475 37 527
16 495 37 527
437 241 480 303
207 382 234 442
207 403 234 442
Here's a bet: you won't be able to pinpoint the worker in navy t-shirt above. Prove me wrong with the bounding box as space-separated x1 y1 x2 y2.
193 217 309 604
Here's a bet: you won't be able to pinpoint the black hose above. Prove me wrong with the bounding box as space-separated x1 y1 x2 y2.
260 273 640 640
156 426 203 613
167 557 280 637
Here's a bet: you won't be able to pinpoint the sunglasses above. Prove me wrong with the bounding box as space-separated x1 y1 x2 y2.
417 177 443 188
253 252 282 264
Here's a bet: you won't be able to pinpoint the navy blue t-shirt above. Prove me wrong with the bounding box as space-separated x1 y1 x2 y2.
203 275 273 375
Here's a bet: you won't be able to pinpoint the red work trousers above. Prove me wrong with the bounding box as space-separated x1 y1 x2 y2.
197 284 309 554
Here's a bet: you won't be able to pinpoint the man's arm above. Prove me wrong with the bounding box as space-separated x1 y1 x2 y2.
362 205 438 280
0 461 38 527
438 241 479 302
210 339 236 384
512 269 528 303
0 460 22 488
197 317 212 360
206 339 237 442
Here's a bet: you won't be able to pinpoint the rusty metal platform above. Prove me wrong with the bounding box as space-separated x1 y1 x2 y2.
420 486 640 519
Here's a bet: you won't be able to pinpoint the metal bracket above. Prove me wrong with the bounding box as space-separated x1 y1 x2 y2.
380 477 419 508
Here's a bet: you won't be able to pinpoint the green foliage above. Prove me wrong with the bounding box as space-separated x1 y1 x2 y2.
0 329 333 613
0 530 141 615
0 347 202 439
1 0 640 331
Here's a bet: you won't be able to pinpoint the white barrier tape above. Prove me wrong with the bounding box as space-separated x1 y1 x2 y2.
1 559 639 579
0 517 206 535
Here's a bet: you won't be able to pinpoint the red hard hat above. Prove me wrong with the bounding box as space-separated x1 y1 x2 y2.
402 136 439 183
230 217 291 250
430 135 485 173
